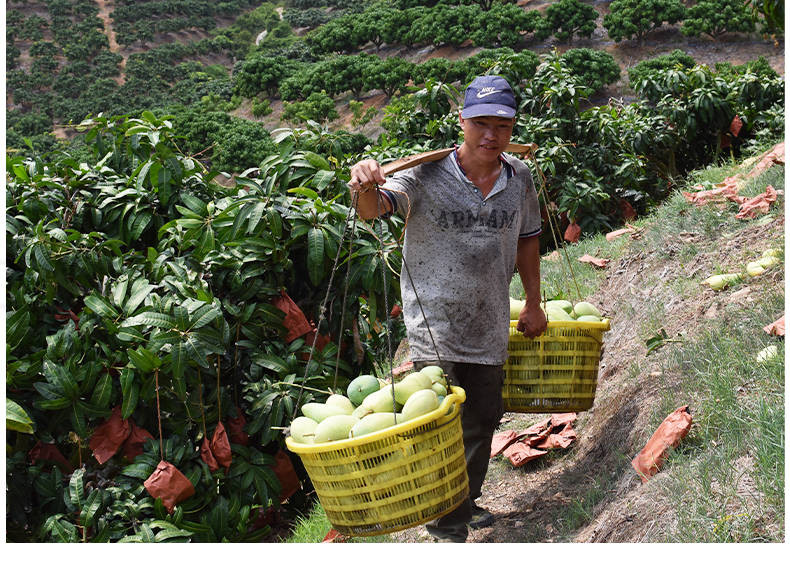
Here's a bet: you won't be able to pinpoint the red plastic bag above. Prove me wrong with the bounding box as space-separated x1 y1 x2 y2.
578 254 610 268
89 406 131 464
200 438 220 472
122 421 153 461
29 441 73 473
503 442 549 467
226 412 250 446
763 316 785 337
273 449 301 502
210 421 232 469
735 185 781 219
632 405 693 483
564 221 581 243
144 460 195 513
272 290 312 342
490 430 522 458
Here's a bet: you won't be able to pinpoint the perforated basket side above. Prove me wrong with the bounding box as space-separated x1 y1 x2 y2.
504 320 609 413
286 386 469 536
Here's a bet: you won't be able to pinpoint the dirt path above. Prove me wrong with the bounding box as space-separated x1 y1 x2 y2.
95 0 126 85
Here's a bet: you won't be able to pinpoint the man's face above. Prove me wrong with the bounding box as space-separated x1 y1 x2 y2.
459 114 516 162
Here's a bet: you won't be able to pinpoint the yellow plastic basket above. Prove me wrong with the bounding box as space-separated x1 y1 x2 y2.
504 319 610 413
285 386 468 536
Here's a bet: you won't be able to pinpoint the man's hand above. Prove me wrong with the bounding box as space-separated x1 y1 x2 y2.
349 159 385 194
517 303 547 339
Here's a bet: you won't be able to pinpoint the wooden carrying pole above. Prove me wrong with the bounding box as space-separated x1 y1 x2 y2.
381 142 537 176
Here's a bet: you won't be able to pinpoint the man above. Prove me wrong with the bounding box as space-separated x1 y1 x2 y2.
348 75 547 542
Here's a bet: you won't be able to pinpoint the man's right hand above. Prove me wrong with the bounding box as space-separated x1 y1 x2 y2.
349 159 385 195
348 159 392 219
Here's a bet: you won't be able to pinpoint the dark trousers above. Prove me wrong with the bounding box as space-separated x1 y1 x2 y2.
413 360 505 542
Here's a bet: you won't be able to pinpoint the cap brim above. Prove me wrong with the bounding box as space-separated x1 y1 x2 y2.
461 104 516 119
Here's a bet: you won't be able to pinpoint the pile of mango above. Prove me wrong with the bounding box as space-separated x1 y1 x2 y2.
510 298 605 323
289 366 450 444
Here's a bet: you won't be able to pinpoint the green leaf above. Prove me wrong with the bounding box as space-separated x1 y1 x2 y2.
69 468 86 509
83 294 119 320
71 402 88 437
287 186 319 199
120 369 139 419
122 462 156 480
124 277 155 316
90 372 113 409
180 193 208 215
45 360 79 400
6 398 35 433
80 489 103 528
128 347 161 373
121 312 176 329
189 305 221 331
303 151 331 170
312 169 335 192
112 276 130 309
252 354 290 374
307 227 325 286
136 160 154 190
6 308 31 351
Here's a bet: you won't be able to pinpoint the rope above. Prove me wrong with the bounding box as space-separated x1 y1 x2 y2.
215 354 221 423
525 150 583 302
292 198 359 420
154 368 164 461
332 195 359 390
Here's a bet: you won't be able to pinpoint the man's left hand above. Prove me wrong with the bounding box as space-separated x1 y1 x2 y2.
517 303 547 339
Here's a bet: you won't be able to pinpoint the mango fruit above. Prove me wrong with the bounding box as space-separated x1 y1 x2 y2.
301 402 349 423
545 299 573 314
359 386 398 415
289 416 318 444
703 273 741 291
313 414 358 443
575 314 604 323
756 345 779 363
546 307 574 322
348 412 402 438
346 375 381 406
401 389 440 421
509 298 525 320
326 393 355 414
573 301 602 319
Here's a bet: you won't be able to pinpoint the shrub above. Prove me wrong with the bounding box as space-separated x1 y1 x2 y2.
561 48 621 94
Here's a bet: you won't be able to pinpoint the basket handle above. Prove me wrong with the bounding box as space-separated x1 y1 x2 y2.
433 385 466 425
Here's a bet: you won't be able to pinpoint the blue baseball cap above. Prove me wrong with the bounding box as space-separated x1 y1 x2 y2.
460 75 517 119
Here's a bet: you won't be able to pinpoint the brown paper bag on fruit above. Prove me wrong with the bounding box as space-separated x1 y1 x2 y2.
144 460 195 513
89 406 131 464
632 405 692 483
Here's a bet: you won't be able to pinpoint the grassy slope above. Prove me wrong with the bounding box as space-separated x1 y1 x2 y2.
285 142 785 543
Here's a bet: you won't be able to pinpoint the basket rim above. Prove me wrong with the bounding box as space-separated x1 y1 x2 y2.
286 385 466 454
509 318 611 331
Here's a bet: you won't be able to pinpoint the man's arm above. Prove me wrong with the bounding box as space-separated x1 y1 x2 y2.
515 235 547 338
349 159 393 220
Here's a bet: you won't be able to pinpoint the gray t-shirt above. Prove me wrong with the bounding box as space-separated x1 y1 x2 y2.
381 151 541 365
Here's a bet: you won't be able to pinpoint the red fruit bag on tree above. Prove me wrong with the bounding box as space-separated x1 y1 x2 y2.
89 406 131 464
210 421 232 469
272 290 312 342
29 441 73 473
632 405 693 483
273 449 300 502
200 438 220 472
226 412 250 446
144 460 195 513
122 421 153 461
